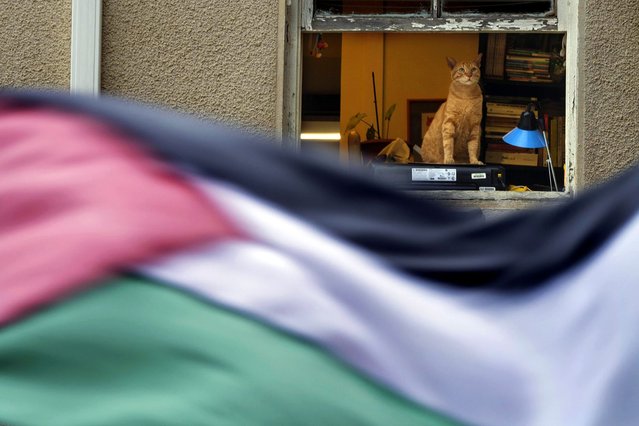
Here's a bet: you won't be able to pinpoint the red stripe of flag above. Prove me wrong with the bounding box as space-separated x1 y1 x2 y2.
0 108 243 325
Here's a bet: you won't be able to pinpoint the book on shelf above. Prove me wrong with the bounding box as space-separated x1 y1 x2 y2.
484 138 541 167
484 150 540 167
485 96 538 120
484 124 518 134
507 48 552 58
505 57 551 65
504 47 552 83
485 118 518 127
484 33 507 79
485 141 531 153
485 96 538 107
485 113 525 120
486 105 526 116
508 76 554 84
484 136 508 145
485 33 496 77
505 59 551 69
485 125 517 134
506 72 552 82
485 95 538 103
494 34 507 77
486 114 518 123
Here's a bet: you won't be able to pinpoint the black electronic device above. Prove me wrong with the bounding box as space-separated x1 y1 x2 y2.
369 163 507 191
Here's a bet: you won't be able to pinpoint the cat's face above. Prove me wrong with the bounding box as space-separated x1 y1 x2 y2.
447 54 482 85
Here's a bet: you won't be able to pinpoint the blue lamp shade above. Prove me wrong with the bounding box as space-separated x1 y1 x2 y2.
502 105 546 149
502 127 546 148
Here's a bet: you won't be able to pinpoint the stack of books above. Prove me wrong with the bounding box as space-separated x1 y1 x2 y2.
483 96 541 167
505 49 553 83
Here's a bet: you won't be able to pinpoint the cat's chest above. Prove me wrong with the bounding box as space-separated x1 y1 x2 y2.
447 98 482 115
442 97 481 142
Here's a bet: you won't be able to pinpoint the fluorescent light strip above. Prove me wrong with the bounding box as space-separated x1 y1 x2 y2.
300 132 341 141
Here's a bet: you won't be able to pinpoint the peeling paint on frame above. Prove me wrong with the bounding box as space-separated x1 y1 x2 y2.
307 16 557 32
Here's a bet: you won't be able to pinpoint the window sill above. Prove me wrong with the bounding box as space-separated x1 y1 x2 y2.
406 190 571 217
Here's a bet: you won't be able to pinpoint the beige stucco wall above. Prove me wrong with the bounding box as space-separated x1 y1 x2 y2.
101 0 281 136
0 1 71 89
582 0 639 186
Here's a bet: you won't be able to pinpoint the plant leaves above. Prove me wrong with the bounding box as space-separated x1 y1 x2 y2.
344 112 367 133
383 104 396 121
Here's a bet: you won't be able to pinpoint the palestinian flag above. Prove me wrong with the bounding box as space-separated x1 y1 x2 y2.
1 90 639 426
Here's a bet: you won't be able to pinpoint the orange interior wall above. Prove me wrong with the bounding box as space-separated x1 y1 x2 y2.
384 33 479 143
339 33 384 157
340 33 479 153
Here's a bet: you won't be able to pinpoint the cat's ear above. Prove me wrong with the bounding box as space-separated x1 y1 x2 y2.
473 53 483 68
446 57 457 70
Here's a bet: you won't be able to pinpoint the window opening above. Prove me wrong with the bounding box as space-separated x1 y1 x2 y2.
300 33 342 160
300 31 567 191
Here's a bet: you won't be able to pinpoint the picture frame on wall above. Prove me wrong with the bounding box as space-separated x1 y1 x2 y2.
407 99 445 146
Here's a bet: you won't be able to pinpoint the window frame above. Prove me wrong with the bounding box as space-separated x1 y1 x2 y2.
280 0 581 196
70 0 102 95
309 0 558 31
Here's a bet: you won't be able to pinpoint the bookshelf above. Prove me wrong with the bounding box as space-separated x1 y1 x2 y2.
479 33 566 191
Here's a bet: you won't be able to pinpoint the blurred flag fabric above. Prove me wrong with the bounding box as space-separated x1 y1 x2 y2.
1 91 639 426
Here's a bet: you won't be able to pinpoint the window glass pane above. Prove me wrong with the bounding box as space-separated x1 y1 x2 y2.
442 0 552 15
315 0 432 15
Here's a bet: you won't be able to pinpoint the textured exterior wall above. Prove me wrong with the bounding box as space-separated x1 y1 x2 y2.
0 1 71 89
583 0 639 185
4 1 639 189
102 0 281 136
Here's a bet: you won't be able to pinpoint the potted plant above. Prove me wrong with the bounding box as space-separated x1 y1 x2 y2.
344 103 396 141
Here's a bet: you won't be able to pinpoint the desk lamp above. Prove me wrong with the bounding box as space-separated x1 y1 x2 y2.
502 104 559 191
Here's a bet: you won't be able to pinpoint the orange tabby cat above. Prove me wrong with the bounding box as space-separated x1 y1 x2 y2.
421 54 483 164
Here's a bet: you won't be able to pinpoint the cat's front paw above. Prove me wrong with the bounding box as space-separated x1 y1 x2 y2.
443 157 455 164
470 159 484 165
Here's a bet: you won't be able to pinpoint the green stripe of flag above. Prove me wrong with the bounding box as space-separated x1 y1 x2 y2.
0 276 462 426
